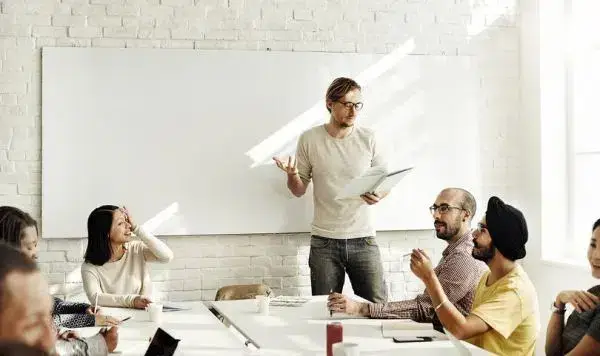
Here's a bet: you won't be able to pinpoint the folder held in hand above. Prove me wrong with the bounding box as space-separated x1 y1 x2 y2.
336 166 414 200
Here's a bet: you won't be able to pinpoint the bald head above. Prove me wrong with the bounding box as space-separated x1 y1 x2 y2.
439 188 476 222
430 188 476 242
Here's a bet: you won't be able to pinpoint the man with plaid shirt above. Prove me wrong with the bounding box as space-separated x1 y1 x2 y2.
327 188 488 322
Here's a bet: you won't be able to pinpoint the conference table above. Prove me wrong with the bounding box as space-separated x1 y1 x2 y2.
70 297 492 355
209 296 493 355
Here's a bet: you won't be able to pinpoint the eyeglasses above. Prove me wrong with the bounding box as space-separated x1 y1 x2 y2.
337 101 363 111
474 223 488 233
428 204 464 215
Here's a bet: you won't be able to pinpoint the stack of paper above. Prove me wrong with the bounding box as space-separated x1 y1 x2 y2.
269 296 310 307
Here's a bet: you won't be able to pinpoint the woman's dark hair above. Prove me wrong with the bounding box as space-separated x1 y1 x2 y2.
84 205 119 266
0 206 38 248
593 218 600 232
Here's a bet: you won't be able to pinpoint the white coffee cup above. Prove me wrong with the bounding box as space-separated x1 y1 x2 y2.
147 303 163 323
332 342 360 356
256 295 270 315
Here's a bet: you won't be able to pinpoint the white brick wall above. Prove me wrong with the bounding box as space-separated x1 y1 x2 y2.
0 0 520 303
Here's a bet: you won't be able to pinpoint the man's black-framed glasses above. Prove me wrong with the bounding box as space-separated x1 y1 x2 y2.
428 204 464 215
337 101 363 111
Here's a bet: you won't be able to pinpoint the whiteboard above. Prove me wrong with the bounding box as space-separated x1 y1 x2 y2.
41 47 482 238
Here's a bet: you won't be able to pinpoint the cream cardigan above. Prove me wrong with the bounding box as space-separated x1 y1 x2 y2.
81 225 173 308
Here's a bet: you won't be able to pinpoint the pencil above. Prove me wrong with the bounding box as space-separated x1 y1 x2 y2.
329 289 333 317
94 294 99 315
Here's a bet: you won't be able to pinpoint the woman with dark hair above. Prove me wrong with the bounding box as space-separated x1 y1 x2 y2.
545 218 600 356
0 206 119 328
81 205 173 309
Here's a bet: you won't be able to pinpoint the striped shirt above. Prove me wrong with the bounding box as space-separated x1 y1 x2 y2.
369 231 488 322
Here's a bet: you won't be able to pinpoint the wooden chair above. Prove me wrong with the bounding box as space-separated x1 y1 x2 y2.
214 283 273 301
211 284 273 334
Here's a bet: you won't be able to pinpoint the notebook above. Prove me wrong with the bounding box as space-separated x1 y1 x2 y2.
381 320 445 339
336 166 413 200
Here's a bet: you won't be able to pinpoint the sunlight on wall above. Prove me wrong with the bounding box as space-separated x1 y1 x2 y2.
244 39 416 168
467 0 516 37
141 202 189 236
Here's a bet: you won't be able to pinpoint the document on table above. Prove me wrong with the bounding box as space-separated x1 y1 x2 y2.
163 304 191 312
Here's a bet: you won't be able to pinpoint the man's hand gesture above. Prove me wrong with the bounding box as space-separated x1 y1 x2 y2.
273 156 298 176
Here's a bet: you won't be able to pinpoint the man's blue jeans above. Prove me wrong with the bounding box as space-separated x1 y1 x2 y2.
308 235 388 303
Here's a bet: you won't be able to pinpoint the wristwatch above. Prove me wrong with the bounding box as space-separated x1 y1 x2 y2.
551 301 566 314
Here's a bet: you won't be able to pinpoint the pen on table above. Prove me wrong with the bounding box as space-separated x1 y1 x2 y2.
94 294 99 315
329 289 333 317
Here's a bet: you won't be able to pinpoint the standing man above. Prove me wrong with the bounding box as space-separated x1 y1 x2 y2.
273 77 388 303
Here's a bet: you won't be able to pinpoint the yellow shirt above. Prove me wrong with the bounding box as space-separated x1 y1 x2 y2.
467 264 539 356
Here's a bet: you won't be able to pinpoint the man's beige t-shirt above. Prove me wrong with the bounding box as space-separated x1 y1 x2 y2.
295 124 387 239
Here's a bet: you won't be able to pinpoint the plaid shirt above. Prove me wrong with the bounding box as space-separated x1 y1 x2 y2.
369 231 488 322
52 297 96 328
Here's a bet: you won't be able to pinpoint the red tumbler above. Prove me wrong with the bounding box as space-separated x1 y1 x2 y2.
326 322 343 356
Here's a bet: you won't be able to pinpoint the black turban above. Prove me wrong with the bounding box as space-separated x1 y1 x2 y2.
485 196 528 261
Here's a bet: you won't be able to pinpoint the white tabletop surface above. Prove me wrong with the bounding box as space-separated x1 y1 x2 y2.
69 298 492 355
71 301 247 355
210 296 492 355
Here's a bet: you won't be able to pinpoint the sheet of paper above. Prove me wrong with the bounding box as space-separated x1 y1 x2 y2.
69 327 103 338
104 309 133 321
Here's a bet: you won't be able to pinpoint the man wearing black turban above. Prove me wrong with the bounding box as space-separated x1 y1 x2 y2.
410 196 540 356
472 196 528 263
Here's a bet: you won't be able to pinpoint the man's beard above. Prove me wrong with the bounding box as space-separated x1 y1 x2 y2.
333 116 354 128
434 219 460 241
472 244 496 263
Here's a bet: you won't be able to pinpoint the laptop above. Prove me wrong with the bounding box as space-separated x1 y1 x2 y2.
144 328 180 356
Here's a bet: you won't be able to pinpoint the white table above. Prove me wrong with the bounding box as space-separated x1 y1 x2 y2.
72 302 248 355
210 296 492 355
